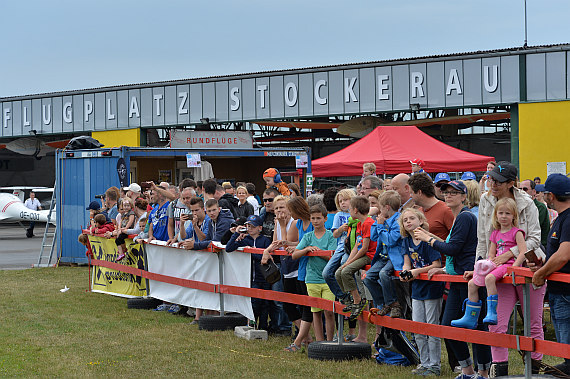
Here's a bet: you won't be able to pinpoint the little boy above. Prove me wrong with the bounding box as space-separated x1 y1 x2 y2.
292 204 337 341
335 196 377 321
226 215 273 330
90 213 115 235
357 162 377 192
365 190 403 318
262 167 291 196
133 217 148 242
323 189 355 299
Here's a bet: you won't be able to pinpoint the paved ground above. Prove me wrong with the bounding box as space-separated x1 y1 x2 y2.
0 223 54 270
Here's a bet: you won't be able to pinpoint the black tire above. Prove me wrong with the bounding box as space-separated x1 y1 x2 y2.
127 297 162 310
198 313 248 331
307 341 371 361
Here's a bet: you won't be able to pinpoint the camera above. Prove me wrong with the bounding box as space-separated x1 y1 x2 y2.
399 270 413 281
237 226 247 233
95 194 105 199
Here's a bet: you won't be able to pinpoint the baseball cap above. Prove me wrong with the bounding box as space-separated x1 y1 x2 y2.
434 173 451 184
123 183 141 193
440 180 467 194
245 215 263 227
410 158 425 167
86 200 101 211
231 216 248 228
488 161 517 183
461 171 477 181
544 174 570 196
535 184 545 193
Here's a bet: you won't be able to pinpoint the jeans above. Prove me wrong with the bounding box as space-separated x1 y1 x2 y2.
270 269 291 333
251 281 271 330
282 277 302 322
363 257 396 308
323 250 346 298
489 283 546 362
549 292 570 364
412 298 443 370
443 282 492 371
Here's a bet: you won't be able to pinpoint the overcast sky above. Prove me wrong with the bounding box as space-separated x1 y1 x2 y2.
1 0 568 98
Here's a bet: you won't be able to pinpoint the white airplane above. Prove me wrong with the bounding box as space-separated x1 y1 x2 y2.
0 137 70 159
0 188 56 225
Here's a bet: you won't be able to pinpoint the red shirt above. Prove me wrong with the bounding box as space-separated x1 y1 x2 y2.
356 217 377 260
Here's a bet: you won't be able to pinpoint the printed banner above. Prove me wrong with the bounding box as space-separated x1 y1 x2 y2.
145 243 254 320
89 236 148 298
171 130 253 149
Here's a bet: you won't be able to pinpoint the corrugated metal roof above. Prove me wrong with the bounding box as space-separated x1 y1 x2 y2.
2 43 569 101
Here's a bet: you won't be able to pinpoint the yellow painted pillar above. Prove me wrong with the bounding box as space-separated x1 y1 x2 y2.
518 101 570 180
91 128 141 148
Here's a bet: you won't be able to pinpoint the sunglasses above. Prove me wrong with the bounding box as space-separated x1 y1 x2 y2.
263 198 274 202
442 191 463 196
521 187 530 192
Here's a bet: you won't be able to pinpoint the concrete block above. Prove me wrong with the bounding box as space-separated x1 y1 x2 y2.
234 326 268 341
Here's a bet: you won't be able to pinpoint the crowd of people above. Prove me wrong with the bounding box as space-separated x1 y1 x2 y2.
81 161 570 379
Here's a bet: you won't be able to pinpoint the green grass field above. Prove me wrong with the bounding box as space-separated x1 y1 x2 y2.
0 267 561 378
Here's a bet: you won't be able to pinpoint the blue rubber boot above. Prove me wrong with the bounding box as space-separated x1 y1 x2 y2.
482 295 499 325
451 300 481 329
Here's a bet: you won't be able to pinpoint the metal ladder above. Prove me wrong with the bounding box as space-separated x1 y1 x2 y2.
34 184 58 268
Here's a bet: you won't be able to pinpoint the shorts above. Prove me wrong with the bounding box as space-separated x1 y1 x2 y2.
489 262 513 280
306 283 335 312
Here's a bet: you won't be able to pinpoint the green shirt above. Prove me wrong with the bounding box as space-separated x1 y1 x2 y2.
534 198 549 247
296 230 337 284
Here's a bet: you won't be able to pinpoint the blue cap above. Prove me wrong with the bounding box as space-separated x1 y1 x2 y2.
461 171 477 181
434 173 451 183
544 174 570 196
86 200 101 211
535 184 545 193
440 180 467 194
245 215 263 227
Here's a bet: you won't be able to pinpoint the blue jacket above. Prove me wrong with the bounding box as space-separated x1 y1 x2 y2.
193 209 234 250
226 233 272 283
371 211 404 270
432 207 477 274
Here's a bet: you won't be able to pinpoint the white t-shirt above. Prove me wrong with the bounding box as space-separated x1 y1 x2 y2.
24 198 41 211
247 195 260 216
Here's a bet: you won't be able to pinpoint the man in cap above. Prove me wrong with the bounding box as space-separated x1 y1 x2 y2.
124 183 142 202
410 158 425 175
225 215 275 331
434 173 451 201
533 174 570 375
461 172 477 182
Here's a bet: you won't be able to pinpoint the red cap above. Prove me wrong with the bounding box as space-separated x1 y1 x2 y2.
410 158 424 167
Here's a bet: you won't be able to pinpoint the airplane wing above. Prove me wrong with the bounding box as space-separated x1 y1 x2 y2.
0 137 71 157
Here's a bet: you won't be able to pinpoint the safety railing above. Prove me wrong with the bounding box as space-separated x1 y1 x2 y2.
86 239 570 378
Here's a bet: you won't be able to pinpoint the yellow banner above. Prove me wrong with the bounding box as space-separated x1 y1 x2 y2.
88 235 148 297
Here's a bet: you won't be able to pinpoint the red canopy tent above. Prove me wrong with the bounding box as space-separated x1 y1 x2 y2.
312 125 494 177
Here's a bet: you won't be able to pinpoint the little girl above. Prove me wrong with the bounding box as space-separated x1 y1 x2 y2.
115 197 136 261
452 197 527 329
399 208 444 377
